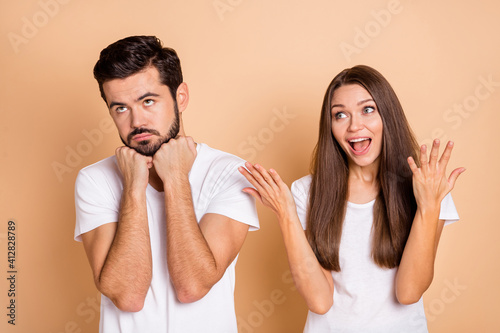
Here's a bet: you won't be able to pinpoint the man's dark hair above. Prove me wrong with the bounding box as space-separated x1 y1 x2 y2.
93 35 183 103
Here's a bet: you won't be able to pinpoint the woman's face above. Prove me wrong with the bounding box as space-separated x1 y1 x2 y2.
330 84 383 168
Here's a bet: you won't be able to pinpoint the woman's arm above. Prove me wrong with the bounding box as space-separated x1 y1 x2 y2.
396 140 465 304
239 163 334 314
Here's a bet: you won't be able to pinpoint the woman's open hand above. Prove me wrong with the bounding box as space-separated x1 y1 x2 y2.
407 139 465 211
238 162 297 220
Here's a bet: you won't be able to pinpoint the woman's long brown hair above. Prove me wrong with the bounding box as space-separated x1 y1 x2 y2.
306 65 420 271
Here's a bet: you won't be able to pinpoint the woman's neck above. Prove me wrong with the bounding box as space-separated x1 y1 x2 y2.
347 160 380 204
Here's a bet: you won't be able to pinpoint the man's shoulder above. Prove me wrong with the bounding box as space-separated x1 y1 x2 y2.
292 174 312 187
76 155 120 183
291 174 312 196
196 143 245 168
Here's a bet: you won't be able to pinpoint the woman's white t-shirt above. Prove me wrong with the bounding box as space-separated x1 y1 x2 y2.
291 175 459 333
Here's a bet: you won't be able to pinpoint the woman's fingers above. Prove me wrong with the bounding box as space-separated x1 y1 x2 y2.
407 156 420 175
419 144 428 168
243 162 268 187
244 162 279 189
410 139 465 206
438 141 454 170
238 165 268 196
417 140 454 175
242 187 263 205
447 167 466 190
269 168 286 190
254 164 279 189
428 139 440 167
239 162 278 197
239 163 292 215
238 165 257 185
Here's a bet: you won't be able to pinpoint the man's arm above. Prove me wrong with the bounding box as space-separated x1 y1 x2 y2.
81 147 153 312
153 137 251 303
165 183 250 303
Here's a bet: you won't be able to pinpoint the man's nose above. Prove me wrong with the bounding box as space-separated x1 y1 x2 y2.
130 108 147 128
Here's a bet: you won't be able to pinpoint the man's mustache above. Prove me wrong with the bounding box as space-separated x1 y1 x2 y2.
127 128 161 143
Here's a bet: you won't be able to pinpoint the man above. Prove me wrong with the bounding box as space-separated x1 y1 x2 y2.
74 35 259 332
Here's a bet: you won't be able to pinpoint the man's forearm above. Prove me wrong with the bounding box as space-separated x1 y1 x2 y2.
164 177 218 303
99 189 152 311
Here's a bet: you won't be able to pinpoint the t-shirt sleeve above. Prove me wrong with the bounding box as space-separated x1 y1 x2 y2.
74 168 120 242
291 179 309 230
205 162 259 231
440 192 459 226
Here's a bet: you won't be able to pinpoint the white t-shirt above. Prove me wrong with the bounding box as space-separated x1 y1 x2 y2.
74 143 259 333
291 175 459 333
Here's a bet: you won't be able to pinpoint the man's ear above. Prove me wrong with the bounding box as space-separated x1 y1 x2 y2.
176 82 189 113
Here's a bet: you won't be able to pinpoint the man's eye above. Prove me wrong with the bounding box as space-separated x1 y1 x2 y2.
116 106 128 113
144 99 154 106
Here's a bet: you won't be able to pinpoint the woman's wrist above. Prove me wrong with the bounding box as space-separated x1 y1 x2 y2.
415 205 440 222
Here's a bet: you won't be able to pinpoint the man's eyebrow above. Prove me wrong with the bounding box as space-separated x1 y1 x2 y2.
108 92 161 109
108 101 125 109
136 92 160 102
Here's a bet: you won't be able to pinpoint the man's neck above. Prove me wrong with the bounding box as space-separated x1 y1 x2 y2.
148 167 164 192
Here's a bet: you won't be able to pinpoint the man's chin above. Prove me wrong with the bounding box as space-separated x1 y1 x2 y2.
127 142 161 157
133 148 156 157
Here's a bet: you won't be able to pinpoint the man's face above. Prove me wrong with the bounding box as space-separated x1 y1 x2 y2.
103 66 180 156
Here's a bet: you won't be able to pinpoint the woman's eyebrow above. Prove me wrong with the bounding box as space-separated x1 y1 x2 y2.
331 99 374 109
357 98 374 105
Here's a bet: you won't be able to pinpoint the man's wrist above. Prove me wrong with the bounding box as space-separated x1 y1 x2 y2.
163 174 190 193
123 184 148 199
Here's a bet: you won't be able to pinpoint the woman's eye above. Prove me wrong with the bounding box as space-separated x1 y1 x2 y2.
334 112 347 119
363 106 375 114
144 99 154 106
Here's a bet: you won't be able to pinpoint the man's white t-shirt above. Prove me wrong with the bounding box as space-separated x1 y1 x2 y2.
291 175 459 333
74 143 259 333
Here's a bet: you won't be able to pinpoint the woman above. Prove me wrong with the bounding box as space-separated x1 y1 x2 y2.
239 65 465 332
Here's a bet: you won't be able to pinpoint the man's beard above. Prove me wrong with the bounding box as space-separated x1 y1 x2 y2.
120 103 180 157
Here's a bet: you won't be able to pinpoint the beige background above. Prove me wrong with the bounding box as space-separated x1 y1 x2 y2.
1 0 498 332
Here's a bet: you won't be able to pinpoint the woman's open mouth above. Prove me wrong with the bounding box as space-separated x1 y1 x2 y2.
348 137 372 155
